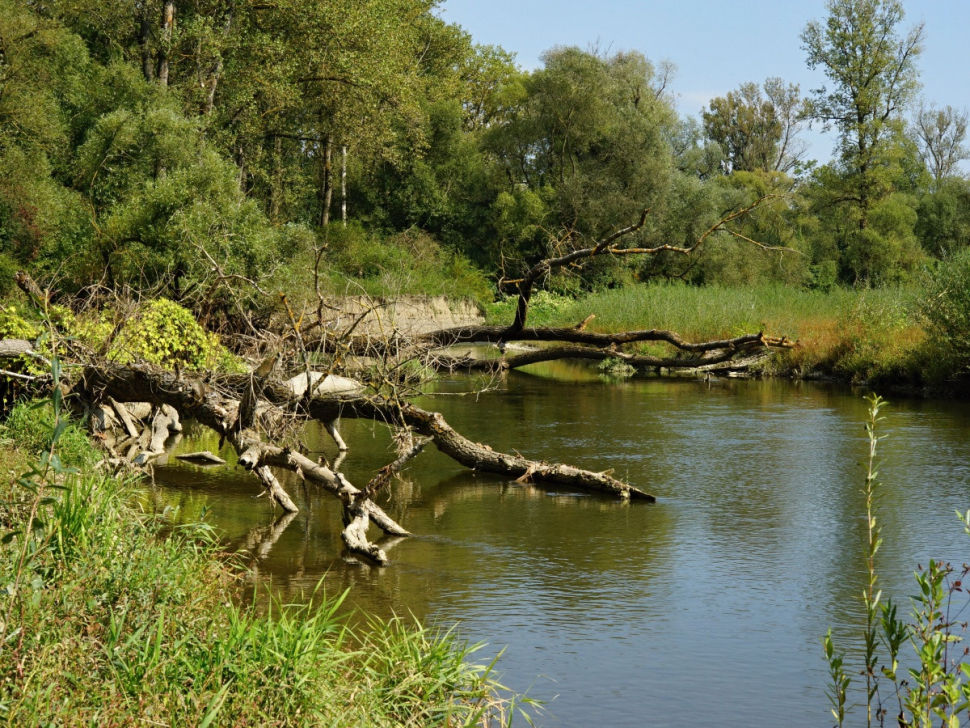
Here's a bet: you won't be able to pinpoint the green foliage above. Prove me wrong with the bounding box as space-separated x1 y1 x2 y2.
915 178 970 259
0 352 525 725
829 289 924 384
0 305 41 341
686 172 812 287
596 357 636 379
844 193 925 285
2 401 98 469
702 78 807 174
913 104 970 184
823 628 849 727
2 0 969 366
801 0 926 287
0 463 524 724
484 46 678 281
809 260 839 292
482 282 954 385
322 225 493 304
109 298 238 372
918 248 970 377
485 290 575 328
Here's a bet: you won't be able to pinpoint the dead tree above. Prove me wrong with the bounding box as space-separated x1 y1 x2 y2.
74 362 653 565
301 199 795 372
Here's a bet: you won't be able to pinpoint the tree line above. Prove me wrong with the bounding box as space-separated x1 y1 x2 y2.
0 0 966 314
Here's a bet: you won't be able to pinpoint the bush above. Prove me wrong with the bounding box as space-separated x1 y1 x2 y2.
0 304 40 341
109 298 240 372
919 248 970 377
313 224 493 304
484 290 576 326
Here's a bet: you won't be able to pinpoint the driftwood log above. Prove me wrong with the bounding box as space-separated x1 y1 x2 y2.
301 200 795 372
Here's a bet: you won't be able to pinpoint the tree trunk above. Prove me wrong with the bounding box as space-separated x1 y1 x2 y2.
157 0 175 88
203 2 233 115
204 57 222 114
139 8 154 83
318 134 334 227
341 144 347 227
270 135 283 222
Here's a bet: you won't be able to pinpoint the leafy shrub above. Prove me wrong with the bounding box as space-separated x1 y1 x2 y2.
919 248 970 376
0 304 40 340
484 290 576 326
320 224 493 304
825 396 970 727
0 255 17 298
830 291 922 385
109 298 238 371
597 357 635 378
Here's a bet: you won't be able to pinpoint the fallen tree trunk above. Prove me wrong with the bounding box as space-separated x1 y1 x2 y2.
6 199 803 566
69 365 409 562
244 380 656 501
74 362 409 560
430 336 789 373
79 363 655 502
304 324 794 363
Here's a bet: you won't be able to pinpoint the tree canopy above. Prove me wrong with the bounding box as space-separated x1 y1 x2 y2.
0 0 965 304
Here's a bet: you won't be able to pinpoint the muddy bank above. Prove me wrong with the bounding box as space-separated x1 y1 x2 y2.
319 296 483 335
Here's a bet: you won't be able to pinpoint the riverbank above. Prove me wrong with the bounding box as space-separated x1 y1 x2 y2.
0 403 519 725
485 283 955 392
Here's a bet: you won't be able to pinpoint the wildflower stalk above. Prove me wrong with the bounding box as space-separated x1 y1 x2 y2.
862 393 886 726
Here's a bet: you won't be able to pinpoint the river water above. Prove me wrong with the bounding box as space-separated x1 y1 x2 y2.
152 364 970 726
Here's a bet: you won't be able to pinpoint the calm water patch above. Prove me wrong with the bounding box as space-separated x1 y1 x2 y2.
152 366 970 726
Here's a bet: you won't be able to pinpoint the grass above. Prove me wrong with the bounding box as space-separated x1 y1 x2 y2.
0 401 527 726
486 282 933 386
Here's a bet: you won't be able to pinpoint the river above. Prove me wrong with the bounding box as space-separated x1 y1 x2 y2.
152 364 970 726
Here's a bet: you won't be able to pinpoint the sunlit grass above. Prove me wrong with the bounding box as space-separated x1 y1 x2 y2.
0 402 527 726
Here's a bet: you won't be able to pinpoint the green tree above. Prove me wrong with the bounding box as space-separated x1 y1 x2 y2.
802 0 924 246
702 78 808 174
0 0 90 273
484 47 678 282
915 177 970 258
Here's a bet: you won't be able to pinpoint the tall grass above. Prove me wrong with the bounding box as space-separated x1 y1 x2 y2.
0 400 527 726
486 282 910 339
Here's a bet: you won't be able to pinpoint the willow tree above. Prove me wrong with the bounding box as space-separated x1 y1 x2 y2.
483 47 683 285
913 104 970 186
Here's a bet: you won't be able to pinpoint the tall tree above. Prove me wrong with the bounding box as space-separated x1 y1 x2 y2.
802 0 924 235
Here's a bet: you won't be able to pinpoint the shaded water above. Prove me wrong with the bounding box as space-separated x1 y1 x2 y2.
152 365 970 726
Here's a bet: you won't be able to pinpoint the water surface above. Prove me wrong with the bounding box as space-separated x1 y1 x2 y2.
153 367 970 726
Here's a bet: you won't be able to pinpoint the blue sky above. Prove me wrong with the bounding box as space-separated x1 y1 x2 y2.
437 0 970 165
